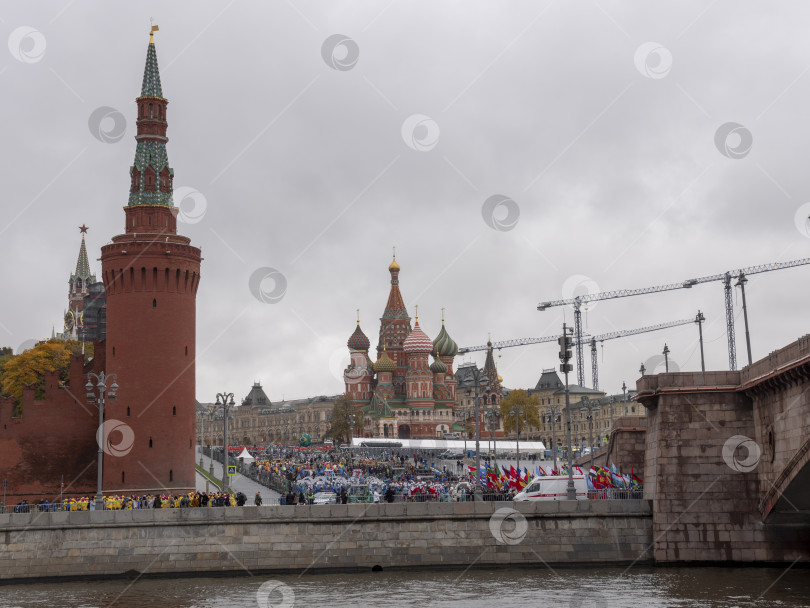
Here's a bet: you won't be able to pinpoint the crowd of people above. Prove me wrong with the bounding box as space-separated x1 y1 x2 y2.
246 446 515 504
10 446 640 511
9 490 266 512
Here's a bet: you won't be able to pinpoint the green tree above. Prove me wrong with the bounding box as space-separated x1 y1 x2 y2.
1 339 87 405
326 393 364 442
499 389 541 438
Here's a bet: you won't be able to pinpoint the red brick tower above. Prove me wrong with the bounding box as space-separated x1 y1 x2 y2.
99 29 201 495
378 253 411 397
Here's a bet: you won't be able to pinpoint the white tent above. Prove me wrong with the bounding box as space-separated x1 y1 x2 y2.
236 447 254 461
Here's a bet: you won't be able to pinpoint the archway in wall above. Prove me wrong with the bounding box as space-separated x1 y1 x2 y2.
398 424 411 439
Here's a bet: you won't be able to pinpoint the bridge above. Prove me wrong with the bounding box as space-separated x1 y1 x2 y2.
637 335 810 562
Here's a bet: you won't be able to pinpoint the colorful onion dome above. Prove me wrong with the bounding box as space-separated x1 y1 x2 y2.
347 323 370 351
403 320 433 353
498 374 503 383
429 356 448 374
374 349 397 373
433 322 458 357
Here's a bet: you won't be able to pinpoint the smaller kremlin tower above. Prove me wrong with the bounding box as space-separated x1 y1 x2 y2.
58 226 107 344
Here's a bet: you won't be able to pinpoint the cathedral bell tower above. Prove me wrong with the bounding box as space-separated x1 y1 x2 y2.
100 27 202 495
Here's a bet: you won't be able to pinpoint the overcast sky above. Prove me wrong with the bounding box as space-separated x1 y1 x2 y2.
2 1 810 404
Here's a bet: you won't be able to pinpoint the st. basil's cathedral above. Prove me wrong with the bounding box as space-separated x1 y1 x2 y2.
344 256 503 440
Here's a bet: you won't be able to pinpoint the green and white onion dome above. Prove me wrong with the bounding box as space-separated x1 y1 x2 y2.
433 324 458 357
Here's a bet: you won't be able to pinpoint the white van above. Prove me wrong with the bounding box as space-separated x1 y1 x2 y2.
513 475 588 501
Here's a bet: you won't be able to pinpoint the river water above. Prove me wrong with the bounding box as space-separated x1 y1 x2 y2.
1 566 808 608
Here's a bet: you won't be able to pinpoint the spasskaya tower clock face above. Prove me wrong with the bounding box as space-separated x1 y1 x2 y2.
64 310 75 331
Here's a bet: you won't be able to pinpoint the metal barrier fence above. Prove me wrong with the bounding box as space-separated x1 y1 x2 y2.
587 489 644 500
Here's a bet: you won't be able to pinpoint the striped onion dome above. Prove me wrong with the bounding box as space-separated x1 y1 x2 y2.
432 323 458 357
347 324 370 351
403 320 433 353
374 349 397 373
429 356 448 374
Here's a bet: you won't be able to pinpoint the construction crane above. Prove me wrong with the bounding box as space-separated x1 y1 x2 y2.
537 257 810 385
458 333 590 355
586 318 695 390
458 318 695 389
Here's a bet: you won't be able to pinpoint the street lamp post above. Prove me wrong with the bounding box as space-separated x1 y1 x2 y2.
622 382 628 419
735 273 753 367
545 407 561 473
559 323 576 500
486 411 500 468
580 403 597 471
85 371 119 511
215 392 235 490
199 412 205 468
510 406 521 472
208 405 215 475
695 310 706 372
459 368 488 501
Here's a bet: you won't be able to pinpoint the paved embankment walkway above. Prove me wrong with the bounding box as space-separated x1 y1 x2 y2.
195 449 280 502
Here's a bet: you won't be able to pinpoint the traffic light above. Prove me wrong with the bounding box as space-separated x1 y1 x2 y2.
558 334 571 363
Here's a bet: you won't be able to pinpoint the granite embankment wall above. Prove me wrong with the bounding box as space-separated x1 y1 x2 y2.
0 501 652 582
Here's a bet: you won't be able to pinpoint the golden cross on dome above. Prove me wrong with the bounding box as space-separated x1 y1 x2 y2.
356 309 360 325
414 304 418 321
441 307 445 325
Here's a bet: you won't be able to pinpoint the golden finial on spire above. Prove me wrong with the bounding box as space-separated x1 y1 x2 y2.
441 307 445 325
388 246 400 272
356 308 360 326
414 304 418 322
149 21 159 44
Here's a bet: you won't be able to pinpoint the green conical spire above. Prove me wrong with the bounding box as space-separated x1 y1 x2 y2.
128 30 174 207
141 34 164 98
75 234 91 279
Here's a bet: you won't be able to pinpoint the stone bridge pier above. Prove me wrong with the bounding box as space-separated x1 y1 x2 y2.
637 336 810 563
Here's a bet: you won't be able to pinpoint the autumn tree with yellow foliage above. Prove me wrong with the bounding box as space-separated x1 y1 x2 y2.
0 339 91 407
